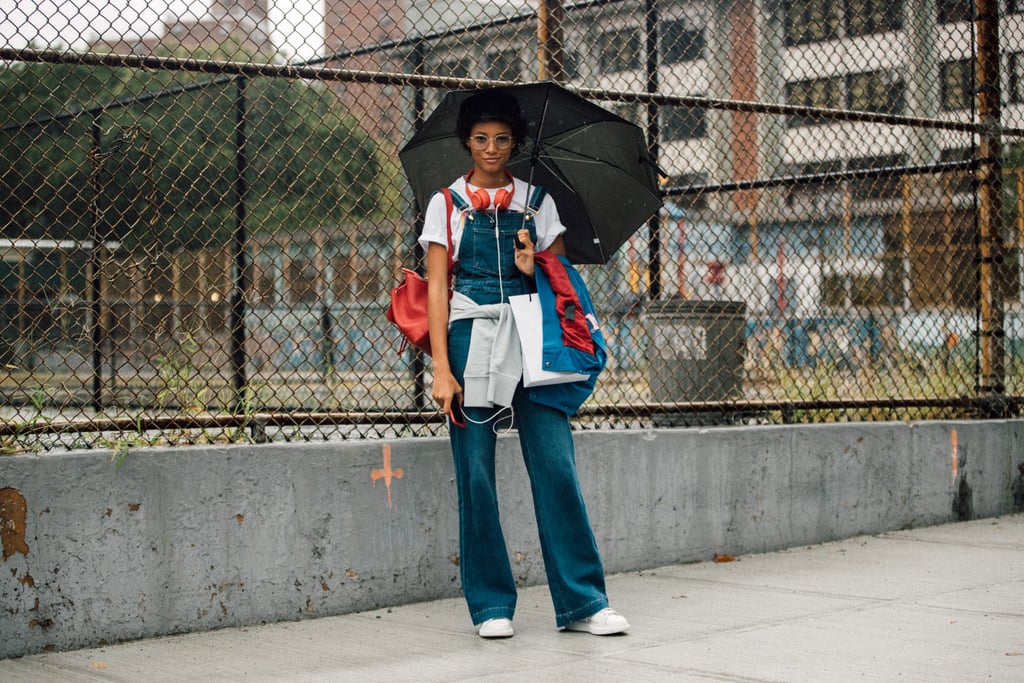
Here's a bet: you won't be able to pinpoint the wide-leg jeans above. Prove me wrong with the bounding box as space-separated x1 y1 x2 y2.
447 317 609 628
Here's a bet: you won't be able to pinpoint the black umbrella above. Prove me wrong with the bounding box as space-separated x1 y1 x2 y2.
399 82 663 265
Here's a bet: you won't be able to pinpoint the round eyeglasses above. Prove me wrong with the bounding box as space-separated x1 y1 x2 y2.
468 134 514 150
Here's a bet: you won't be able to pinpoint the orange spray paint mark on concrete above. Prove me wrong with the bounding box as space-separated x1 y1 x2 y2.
0 487 30 561
951 429 958 482
371 444 404 509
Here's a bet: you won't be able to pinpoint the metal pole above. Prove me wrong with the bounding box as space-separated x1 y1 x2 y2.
901 175 913 310
975 0 1007 410
229 77 250 409
88 117 105 409
1017 168 1024 307
645 0 662 300
537 0 566 82
411 41 427 411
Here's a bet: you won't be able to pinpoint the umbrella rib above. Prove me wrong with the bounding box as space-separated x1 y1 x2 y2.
528 143 616 170
540 122 605 148
542 153 613 168
533 140 648 172
535 120 645 154
533 156 578 194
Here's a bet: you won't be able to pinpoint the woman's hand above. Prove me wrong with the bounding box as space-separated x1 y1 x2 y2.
432 367 463 420
514 229 535 277
425 241 463 422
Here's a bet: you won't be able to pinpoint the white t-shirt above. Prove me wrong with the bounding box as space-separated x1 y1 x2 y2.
417 176 567 261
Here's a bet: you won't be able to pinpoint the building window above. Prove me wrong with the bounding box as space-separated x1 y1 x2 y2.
847 69 904 115
937 0 972 24
661 102 707 141
785 160 840 206
431 53 473 79
614 103 643 126
598 27 641 73
486 48 521 81
847 154 906 200
783 0 841 46
561 49 579 81
784 0 902 45
940 58 974 110
845 0 902 37
940 147 975 196
785 76 843 126
1008 52 1024 104
787 71 904 126
667 173 708 211
661 19 705 64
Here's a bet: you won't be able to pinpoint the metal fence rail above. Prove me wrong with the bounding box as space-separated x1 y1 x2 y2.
1 0 1022 451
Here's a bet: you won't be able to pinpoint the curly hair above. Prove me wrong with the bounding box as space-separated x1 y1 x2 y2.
456 90 528 152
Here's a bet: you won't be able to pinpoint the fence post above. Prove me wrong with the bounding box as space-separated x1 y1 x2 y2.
537 0 565 82
644 0 662 301
410 40 428 411
229 76 250 411
975 0 1008 413
88 115 106 410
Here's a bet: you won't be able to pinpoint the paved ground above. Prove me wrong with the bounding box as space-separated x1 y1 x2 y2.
2 513 1022 682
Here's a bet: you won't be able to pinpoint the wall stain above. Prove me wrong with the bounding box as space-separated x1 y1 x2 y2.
1012 463 1024 512
953 476 974 521
951 431 973 521
0 487 30 561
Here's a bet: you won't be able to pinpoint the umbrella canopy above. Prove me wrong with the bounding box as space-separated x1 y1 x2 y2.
399 82 663 264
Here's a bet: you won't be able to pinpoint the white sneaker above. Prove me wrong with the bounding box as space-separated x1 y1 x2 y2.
563 607 630 635
477 617 514 638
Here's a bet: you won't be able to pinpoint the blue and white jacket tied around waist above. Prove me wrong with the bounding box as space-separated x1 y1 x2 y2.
449 251 607 416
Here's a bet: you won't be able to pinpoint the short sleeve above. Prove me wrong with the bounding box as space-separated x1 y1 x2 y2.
532 191 567 252
417 191 453 254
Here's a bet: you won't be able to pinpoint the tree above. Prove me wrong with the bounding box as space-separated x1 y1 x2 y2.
0 60 399 250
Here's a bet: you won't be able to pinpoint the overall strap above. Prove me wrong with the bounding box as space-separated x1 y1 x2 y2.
448 190 470 212
527 186 547 213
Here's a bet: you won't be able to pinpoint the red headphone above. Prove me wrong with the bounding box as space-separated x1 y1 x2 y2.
465 170 514 211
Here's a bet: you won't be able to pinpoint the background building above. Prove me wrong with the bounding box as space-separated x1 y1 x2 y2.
90 0 277 58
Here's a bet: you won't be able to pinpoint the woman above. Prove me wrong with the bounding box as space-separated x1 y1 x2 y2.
419 90 629 639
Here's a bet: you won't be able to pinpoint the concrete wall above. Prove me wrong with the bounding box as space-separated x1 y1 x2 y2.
2 419 1022 658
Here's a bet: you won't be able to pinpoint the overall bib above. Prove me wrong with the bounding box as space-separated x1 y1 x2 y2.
446 188 610 627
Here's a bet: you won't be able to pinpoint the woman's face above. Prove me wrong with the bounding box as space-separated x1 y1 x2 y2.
468 121 515 177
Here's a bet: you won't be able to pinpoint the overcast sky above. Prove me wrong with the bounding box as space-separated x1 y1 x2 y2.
0 0 323 60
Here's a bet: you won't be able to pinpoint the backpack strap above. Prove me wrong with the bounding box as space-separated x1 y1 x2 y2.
439 188 455 296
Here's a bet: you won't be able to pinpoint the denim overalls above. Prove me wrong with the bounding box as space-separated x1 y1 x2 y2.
445 188 610 628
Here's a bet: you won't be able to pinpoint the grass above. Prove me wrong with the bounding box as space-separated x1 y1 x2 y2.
0 350 1019 454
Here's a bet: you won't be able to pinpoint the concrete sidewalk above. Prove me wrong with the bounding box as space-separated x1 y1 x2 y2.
3 513 1022 682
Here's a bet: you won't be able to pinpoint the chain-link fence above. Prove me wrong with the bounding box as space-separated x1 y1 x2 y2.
1 0 1022 450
